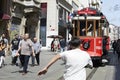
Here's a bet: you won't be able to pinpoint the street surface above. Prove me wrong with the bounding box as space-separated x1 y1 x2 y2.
0 50 64 80
90 50 120 80
0 49 120 80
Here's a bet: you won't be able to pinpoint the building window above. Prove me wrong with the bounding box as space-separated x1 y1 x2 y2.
58 6 70 39
59 6 63 19
41 3 47 18
66 0 72 5
59 6 69 23
72 1 79 10
40 3 47 46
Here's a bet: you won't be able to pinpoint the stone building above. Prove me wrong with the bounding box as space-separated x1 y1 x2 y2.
39 0 80 48
11 0 40 40
0 0 11 40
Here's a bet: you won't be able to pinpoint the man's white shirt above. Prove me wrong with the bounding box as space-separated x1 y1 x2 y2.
60 48 93 80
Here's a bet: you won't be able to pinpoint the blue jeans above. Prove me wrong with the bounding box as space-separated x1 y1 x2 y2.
31 55 35 65
21 55 30 73
31 53 40 65
60 47 65 52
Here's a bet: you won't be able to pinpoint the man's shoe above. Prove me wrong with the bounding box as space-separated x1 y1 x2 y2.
35 64 39 66
19 64 23 68
19 70 23 73
15 63 19 66
31 64 35 67
22 72 27 75
11 63 15 66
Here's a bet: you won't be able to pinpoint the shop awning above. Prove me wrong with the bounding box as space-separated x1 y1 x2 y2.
2 14 11 20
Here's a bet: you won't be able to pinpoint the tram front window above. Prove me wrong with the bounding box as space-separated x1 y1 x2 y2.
72 19 101 37
80 21 93 36
80 20 86 36
86 24 93 36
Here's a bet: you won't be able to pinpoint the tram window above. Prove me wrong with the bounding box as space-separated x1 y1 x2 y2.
86 21 93 36
95 20 100 36
87 20 100 37
87 24 93 36
80 20 86 36
72 20 101 37
73 20 78 36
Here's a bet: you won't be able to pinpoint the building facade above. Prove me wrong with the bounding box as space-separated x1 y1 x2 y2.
0 0 11 40
109 24 119 41
78 0 102 11
39 0 82 48
39 0 73 48
11 0 40 40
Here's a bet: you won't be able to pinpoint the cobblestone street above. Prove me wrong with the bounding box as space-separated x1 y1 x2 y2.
0 50 64 80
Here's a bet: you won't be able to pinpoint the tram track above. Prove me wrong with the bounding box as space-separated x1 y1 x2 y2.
86 67 98 80
58 67 98 80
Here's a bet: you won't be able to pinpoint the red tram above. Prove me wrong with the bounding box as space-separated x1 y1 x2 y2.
70 7 110 66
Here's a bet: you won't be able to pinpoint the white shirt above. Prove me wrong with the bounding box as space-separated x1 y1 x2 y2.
60 49 93 80
33 42 42 54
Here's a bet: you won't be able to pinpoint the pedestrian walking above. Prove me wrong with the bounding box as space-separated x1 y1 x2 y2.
18 34 25 67
102 36 109 59
112 40 117 54
38 37 93 80
31 37 42 66
11 34 20 66
51 38 55 52
59 38 66 52
116 39 120 60
16 33 35 75
54 38 60 53
0 40 6 68
0 33 9 56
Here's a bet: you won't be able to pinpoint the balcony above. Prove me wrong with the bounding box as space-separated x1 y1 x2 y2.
13 0 40 13
13 0 40 8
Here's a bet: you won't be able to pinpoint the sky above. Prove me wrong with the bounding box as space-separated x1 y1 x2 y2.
101 0 120 26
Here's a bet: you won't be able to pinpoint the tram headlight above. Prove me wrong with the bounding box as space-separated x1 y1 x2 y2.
83 40 91 50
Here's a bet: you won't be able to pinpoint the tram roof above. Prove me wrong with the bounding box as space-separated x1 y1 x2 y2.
72 16 101 20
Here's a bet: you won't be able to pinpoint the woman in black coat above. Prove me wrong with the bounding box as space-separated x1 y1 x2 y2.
116 39 120 60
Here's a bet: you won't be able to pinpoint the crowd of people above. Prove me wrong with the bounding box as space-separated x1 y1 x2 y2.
0 33 70 75
0 33 42 75
0 34 93 80
2 34 119 79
